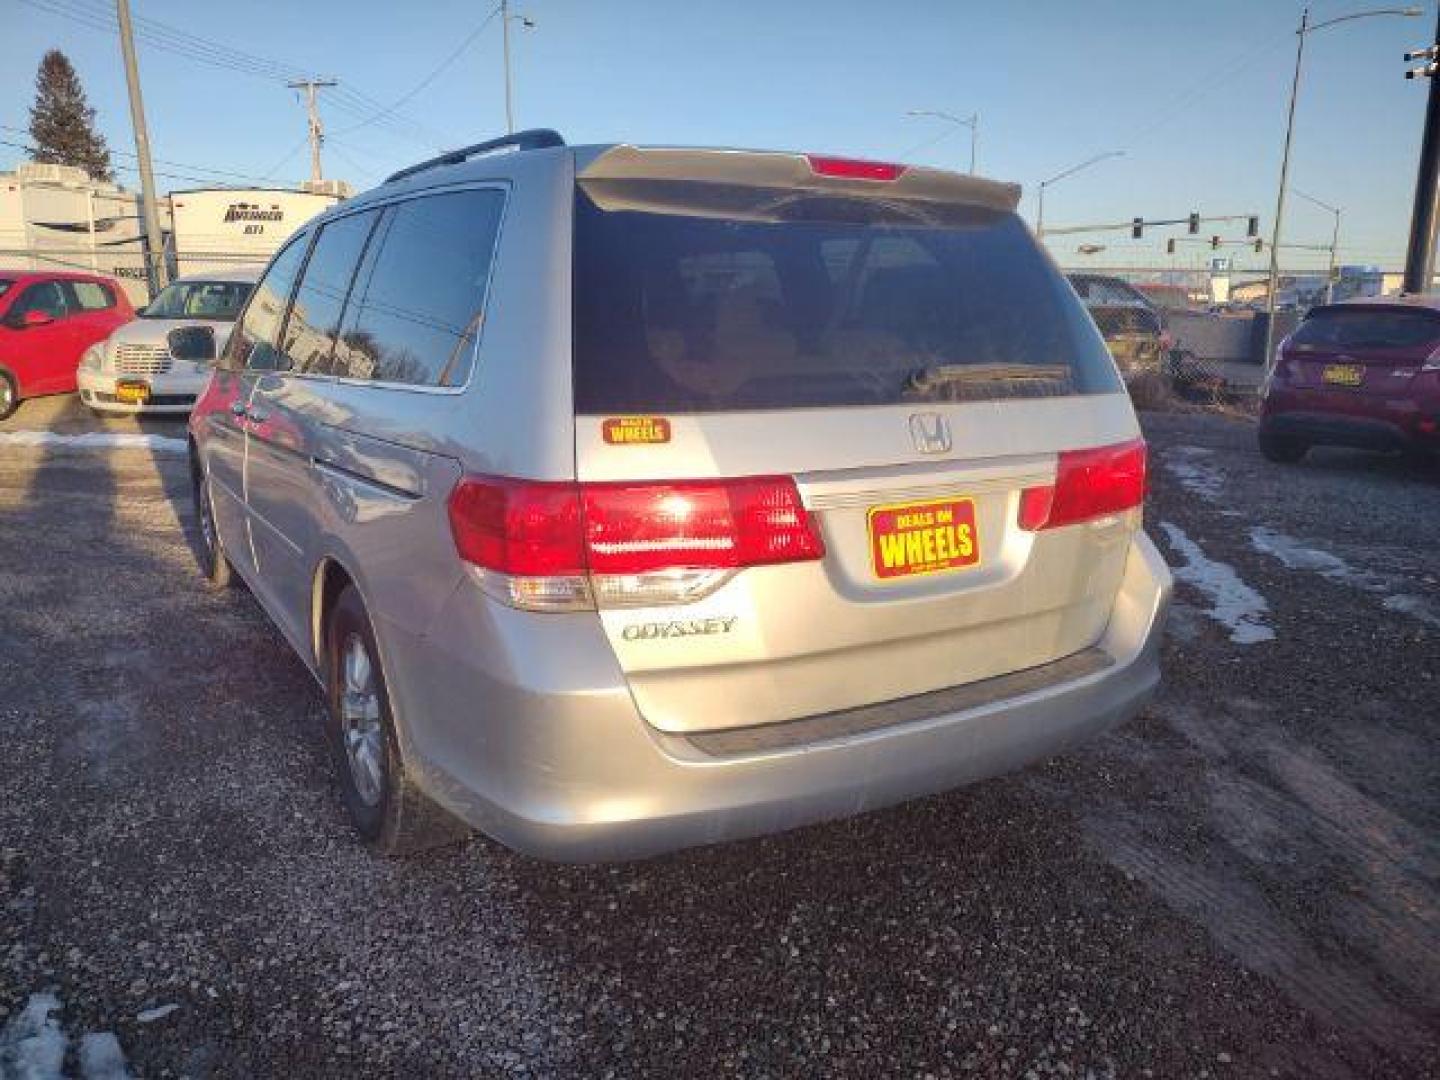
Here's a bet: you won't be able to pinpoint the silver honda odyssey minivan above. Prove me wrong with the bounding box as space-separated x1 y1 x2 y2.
188 130 1172 861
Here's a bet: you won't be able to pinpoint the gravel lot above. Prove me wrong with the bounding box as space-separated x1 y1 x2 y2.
1 394 1437 1078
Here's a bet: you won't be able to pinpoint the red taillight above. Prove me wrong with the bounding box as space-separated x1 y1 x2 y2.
1019 439 1147 531
446 477 584 575
447 475 824 603
805 155 906 182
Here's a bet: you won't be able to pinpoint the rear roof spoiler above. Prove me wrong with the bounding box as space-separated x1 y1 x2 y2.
577 145 1021 214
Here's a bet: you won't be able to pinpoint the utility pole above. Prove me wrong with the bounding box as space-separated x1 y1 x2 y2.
288 78 337 185
115 0 167 295
1403 12 1440 293
502 0 514 134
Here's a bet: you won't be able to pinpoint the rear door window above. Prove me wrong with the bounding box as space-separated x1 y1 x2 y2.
573 191 1119 413
229 235 309 371
333 189 505 387
68 281 116 310
1291 308 1440 350
282 209 381 374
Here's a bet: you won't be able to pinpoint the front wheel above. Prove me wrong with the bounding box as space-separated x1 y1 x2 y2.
323 585 469 856
1258 428 1309 464
0 372 18 421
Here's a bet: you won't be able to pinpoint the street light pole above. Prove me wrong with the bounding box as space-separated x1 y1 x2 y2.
1292 187 1342 303
1263 6 1422 369
115 0 167 296
501 0 514 134
1035 151 1126 239
1403 8 1440 292
904 109 979 173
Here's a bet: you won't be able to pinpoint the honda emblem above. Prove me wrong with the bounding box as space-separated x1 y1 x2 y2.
908 412 952 455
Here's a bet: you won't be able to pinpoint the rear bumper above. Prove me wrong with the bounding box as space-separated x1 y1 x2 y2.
384 533 1172 862
1261 385 1440 450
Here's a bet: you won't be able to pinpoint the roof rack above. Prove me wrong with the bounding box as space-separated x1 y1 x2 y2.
384 129 565 184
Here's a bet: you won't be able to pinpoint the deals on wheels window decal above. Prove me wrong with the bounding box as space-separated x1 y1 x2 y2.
602 416 672 445
868 497 980 580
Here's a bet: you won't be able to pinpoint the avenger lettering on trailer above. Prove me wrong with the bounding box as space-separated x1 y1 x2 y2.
868 497 980 580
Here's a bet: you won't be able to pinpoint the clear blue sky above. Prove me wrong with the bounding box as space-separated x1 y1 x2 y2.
3 0 1434 272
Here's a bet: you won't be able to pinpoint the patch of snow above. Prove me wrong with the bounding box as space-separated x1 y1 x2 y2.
1382 593 1440 629
0 994 131 1080
1160 522 1275 644
78 1033 130 1080
135 1003 178 1024
0 432 186 454
0 994 67 1080
1250 526 1440 628
1161 446 1225 502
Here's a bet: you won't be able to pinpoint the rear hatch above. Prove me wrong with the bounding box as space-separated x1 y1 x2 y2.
568 146 1142 736
1283 303 1440 395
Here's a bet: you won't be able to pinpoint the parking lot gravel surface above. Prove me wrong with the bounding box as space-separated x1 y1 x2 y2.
1 395 1437 1078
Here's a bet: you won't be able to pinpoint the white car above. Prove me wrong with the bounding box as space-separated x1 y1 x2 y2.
79 268 260 414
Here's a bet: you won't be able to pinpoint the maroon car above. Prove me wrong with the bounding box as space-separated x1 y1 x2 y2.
1258 295 1440 463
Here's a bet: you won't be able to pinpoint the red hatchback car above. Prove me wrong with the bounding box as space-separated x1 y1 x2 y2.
0 270 136 420
1259 295 1440 463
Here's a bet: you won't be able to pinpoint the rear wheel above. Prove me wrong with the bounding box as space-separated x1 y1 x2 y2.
0 372 18 421
191 459 233 589
324 585 469 856
1258 428 1308 464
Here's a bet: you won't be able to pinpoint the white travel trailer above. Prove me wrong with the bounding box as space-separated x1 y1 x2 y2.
0 161 347 302
0 161 154 303
169 183 348 278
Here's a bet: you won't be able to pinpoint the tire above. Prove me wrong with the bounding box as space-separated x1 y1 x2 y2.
191 456 233 589
323 584 469 856
0 371 18 421
1258 428 1309 464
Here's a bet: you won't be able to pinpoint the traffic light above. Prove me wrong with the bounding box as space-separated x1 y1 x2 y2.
1406 44 1439 79
1188 212 1200 235
1247 215 1259 238
1211 235 1221 250
1132 217 1144 239
1166 238 1176 255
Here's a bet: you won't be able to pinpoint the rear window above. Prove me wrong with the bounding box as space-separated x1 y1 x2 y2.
573 191 1119 413
1291 308 1440 350
0 280 13 299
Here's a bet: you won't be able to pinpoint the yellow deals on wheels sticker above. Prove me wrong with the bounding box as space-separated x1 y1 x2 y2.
603 416 672 445
868 497 980 580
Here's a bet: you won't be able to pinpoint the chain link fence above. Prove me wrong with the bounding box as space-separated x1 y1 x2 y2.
1060 266 1318 406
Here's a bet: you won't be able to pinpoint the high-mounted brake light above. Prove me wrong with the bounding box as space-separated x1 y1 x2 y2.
806 155 907 182
1018 439 1147 531
447 475 825 611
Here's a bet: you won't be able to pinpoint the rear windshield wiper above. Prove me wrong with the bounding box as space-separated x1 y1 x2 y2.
904 363 1071 395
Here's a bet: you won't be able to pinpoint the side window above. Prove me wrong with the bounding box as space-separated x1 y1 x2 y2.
229 235 309 372
68 281 116 311
336 189 504 387
282 210 381 375
9 281 70 321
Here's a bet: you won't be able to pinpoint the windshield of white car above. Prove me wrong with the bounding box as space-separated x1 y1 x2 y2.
141 281 252 321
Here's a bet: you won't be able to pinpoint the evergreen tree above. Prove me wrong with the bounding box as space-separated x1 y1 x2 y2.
28 50 113 182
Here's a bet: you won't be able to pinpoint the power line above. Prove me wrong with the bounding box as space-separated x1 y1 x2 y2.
1 123 277 185
331 4 502 138
17 0 453 149
0 136 254 187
